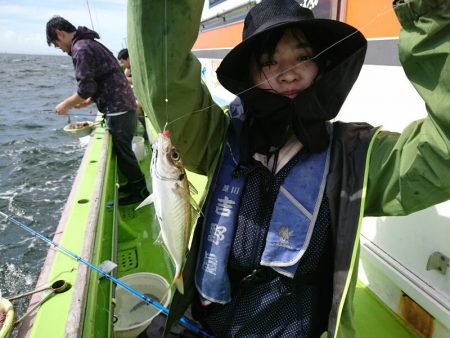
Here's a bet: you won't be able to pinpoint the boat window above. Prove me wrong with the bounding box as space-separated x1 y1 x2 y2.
209 0 226 8
208 0 342 20
304 0 342 20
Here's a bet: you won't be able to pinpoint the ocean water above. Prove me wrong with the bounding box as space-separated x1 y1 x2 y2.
0 53 95 322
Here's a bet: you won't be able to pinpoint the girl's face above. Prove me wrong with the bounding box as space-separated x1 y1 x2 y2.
251 29 319 99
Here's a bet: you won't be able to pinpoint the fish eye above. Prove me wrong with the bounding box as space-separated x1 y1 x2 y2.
171 149 180 161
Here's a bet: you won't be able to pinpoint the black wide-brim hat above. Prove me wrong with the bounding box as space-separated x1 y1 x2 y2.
217 0 367 95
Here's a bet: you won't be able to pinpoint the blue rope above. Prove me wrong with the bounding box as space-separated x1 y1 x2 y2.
0 211 213 338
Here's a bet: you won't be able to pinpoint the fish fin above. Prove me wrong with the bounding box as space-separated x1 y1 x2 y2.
136 193 154 210
189 195 200 211
172 186 201 213
174 186 201 213
190 211 201 229
188 180 198 195
189 196 203 216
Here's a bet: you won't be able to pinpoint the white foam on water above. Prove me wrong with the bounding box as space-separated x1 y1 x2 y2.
0 263 35 295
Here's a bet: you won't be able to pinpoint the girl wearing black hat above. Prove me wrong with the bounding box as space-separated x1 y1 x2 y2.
128 0 450 337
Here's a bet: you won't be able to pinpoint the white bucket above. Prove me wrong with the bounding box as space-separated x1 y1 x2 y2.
132 136 146 162
113 273 171 338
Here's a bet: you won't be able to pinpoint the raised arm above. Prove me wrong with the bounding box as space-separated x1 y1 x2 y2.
127 0 229 175
365 0 450 216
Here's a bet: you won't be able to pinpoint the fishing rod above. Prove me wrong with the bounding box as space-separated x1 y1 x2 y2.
41 109 99 117
41 109 101 124
0 211 214 338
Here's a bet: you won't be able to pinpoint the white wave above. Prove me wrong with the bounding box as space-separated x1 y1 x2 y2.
0 262 35 296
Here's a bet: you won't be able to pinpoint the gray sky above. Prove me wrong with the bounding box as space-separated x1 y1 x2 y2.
0 0 127 55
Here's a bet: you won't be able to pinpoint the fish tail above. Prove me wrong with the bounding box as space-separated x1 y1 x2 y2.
174 273 184 295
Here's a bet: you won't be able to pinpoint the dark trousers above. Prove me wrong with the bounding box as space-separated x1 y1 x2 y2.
106 110 144 183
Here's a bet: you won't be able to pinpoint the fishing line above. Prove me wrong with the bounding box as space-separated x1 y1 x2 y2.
164 0 169 127
62 114 98 117
40 109 97 117
165 4 399 129
86 0 95 31
91 0 102 41
0 211 214 338
41 109 101 125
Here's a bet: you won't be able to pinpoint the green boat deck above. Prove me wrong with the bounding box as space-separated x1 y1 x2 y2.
353 282 419 338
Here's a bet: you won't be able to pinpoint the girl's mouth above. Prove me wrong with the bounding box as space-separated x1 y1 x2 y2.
283 91 299 99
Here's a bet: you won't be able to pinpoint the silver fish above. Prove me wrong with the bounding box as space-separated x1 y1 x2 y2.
137 130 193 294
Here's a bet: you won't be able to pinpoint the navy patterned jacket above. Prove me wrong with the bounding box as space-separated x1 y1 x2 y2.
69 26 136 115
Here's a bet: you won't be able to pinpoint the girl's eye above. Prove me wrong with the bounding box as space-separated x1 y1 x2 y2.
261 59 276 67
298 55 313 62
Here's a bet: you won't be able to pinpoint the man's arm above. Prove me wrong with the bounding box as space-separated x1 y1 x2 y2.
55 93 91 115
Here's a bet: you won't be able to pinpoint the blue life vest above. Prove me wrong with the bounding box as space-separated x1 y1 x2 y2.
195 101 332 304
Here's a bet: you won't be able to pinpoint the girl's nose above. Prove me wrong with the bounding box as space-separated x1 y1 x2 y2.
279 68 298 83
